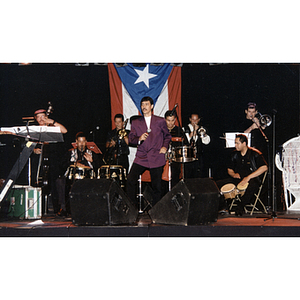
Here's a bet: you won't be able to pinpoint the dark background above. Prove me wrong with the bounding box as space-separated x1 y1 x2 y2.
0 63 299 204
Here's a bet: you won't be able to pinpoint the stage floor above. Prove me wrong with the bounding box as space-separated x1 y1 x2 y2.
1 210 300 237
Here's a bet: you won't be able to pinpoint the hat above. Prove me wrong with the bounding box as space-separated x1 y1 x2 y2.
247 102 257 109
34 109 46 116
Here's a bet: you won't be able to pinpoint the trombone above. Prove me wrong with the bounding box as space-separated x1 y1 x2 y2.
254 112 272 128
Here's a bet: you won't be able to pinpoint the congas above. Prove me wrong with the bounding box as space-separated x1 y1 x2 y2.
98 165 127 188
220 183 237 199
172 146 196 163
237 182 249 197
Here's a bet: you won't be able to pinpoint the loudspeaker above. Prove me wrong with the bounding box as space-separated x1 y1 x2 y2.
69 179 138 226
148 178 220 225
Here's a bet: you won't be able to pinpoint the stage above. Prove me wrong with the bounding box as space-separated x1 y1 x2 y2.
1 210 300 237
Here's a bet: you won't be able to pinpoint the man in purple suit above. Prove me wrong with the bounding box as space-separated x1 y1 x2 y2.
127 96 172 207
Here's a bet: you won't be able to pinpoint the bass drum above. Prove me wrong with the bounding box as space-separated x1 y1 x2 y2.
98 165 127 189
172 146 196 163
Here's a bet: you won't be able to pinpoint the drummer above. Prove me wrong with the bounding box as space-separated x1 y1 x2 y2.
56 131 101 217
216 134 268 216
162 110 188 195
69 131 101 172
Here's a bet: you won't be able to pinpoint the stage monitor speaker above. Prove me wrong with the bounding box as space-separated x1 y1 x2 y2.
69 179 138 226
148 178 220 225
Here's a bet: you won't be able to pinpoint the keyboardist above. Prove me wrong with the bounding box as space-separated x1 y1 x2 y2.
33 109 67 155
33 108 68 214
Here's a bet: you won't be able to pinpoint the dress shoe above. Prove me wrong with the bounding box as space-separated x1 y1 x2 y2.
235 205 244 216
56 208 68 218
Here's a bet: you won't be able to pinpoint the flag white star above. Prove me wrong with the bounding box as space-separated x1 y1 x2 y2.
134 64 157 88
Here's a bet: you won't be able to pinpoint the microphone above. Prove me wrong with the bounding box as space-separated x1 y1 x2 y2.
170 104 178 116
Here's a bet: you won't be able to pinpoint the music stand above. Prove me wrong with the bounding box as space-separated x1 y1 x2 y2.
223 132 251 148
0 126 64 143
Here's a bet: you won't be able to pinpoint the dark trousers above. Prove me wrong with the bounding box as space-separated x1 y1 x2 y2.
184 155 204 178
127 163 163 207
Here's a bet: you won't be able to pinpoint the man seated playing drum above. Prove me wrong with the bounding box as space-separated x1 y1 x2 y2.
217 134 268 216
56 132 101 217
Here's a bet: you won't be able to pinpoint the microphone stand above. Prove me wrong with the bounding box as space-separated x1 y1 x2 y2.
174 111 186 181
271 109 277 219
252 117 272 213
23 119 34 186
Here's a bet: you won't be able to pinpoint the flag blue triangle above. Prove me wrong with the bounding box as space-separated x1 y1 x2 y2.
114 63 173 112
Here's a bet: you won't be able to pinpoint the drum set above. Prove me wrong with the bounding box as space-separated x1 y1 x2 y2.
65 164 127 189
64 137 198 191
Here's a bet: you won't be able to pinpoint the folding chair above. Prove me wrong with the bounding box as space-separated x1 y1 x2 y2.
228 172 268 215
246 172 268 215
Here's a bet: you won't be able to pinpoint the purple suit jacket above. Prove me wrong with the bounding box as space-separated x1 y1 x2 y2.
129 115 172 168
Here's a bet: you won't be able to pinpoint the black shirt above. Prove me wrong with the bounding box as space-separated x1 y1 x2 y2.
239 119 269 158
228 147 267 180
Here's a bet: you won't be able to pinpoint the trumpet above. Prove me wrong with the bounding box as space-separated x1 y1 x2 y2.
197 126 210 145
254 112 272 127
197 126 207 138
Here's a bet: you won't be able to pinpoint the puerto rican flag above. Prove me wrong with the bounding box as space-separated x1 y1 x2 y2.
107 63 182 170
108 63 181 123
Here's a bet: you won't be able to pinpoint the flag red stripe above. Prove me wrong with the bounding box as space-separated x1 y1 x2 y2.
168 66 182 125
108 63 123 129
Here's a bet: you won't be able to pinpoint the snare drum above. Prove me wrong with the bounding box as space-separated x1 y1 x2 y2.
236 182 249 197
98 165 127 188
173 146 196 163
220 183 237 199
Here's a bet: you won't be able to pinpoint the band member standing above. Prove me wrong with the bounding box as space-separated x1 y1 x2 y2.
162 110 188 195
105 114 130 173
56 131 101 217
183 113 210 178
240 102 268 159
33 108 67 214
126 96 172 207
217 134 268 216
